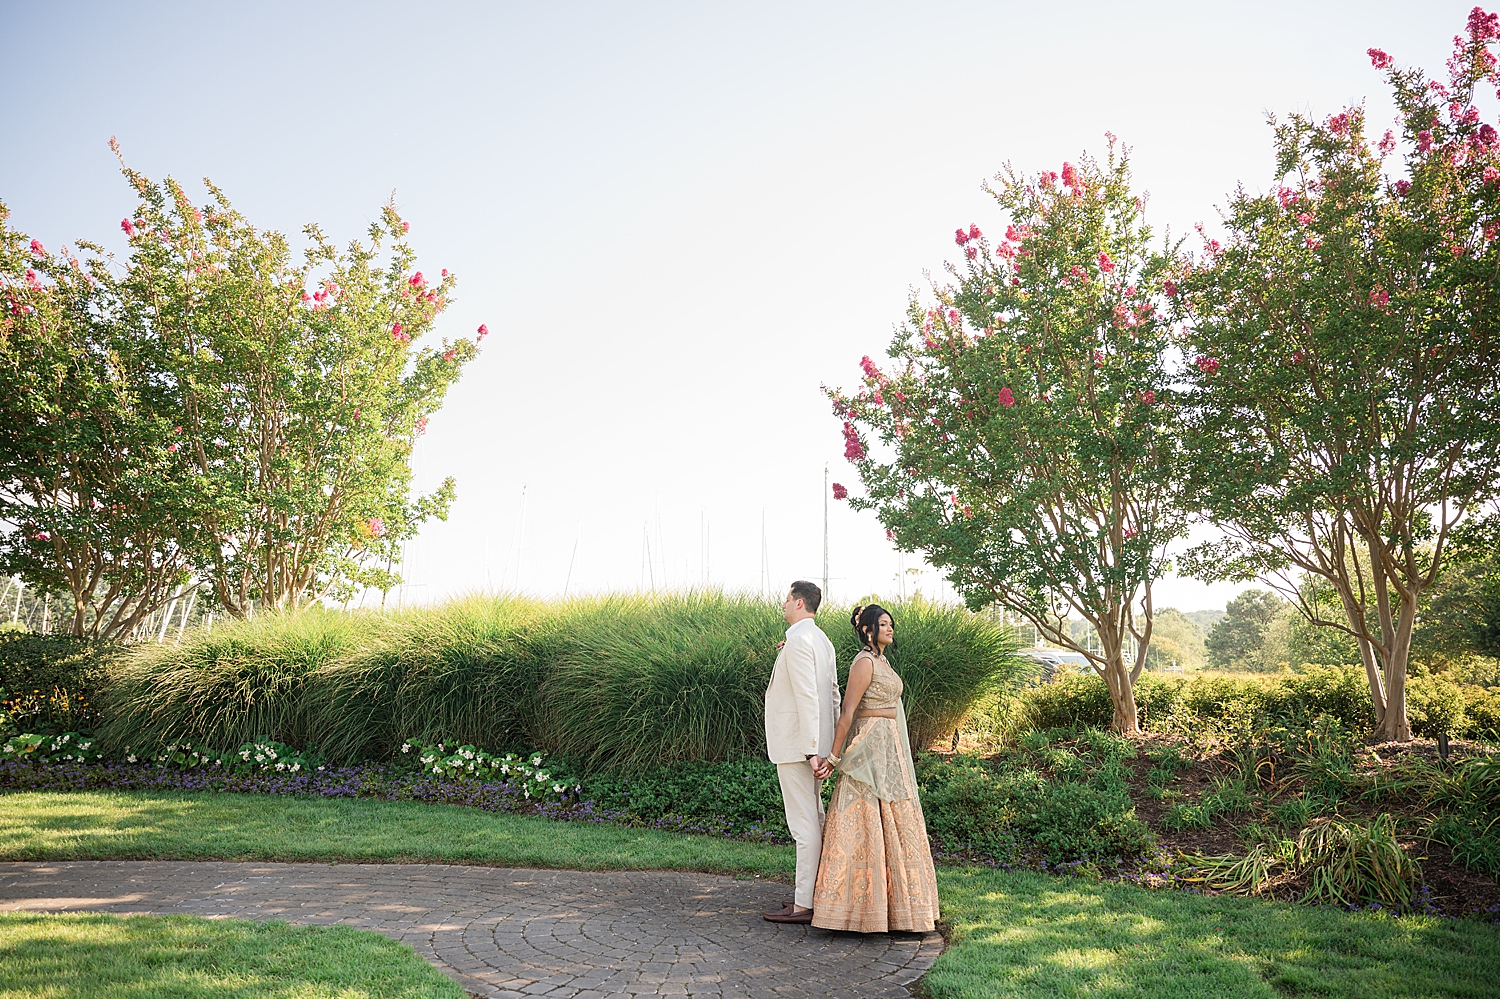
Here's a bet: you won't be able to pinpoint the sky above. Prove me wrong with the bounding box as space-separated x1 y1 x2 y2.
0 1 1480 612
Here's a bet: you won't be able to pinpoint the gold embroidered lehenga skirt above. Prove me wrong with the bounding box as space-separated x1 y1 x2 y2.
810 715 939 933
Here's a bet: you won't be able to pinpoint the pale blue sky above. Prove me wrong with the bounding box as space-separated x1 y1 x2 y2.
0 1 1478 610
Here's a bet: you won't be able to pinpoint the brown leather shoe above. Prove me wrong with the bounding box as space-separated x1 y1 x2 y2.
762 905 813 923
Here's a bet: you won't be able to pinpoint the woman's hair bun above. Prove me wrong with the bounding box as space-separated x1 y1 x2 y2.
849 605 865 629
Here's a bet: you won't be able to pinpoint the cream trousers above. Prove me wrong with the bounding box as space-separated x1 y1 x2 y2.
776 760 825 909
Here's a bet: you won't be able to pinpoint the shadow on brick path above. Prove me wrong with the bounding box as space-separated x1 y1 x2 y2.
0 861 942 998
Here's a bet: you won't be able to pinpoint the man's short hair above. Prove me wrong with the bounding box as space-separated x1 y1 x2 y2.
788 580 822 613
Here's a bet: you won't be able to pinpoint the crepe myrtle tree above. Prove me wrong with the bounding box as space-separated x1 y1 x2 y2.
828 143 1185 734
111 142 485 614
0 203 198 638
1177 10 1500 741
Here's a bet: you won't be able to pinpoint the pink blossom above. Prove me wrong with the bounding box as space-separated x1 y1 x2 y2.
1369 286 1390 309
391 323 409 343
968 224 982 241
402 221 410 232
32 531 49 541
872 390 885 406
1069 265 1087 281
1368 47 1393 69
174 426 182 434
947 308 960 324
1485 222 1498 240
443 348 456 361
1305 236 1322 250
29 239 44 256
832 482 849 500
353 408 361 419
300 291 311 302
120 218 136 237
1061 161 1078 188
1480 124 1498 147
1195 355 1221 375
1378 130 1397 155
1141 390 1156 404
842 422 866 461
860 355 880 379
409 271 424 287
965 246 978 260
1395 179 1412 195
885 529 896 542
1164 279 1178 297
997 387 1016 407
367 517 386 538
477 324 489 339
1328 112 1350 137
167 442 179 452
962 505 972 519
1097 252 1115 273
1468 6 1500 41
1005 225 1025 243
1296 213 1313 226
1417 130 1434 152
415 416 428 436
1485 165 1500 185
954 228 970 245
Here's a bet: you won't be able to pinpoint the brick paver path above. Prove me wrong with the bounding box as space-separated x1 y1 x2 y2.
0 861 941 998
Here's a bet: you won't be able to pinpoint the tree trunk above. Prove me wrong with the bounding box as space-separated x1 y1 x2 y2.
1104 656 1141 734
1374 592 1416 742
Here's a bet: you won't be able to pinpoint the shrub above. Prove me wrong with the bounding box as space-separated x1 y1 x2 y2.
919 742 1155 863
99 608 378 758
0 633 120 734
97 593 1025 769
1016 664 1491 743
582 757 789 837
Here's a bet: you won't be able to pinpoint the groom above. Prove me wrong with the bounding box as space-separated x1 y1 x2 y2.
762 580 840 924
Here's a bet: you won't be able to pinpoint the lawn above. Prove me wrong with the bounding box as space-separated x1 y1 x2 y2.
0 789 795 878
0 911 463 999
2 790 1498 999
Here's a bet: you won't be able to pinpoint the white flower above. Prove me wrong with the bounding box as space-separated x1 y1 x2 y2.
432 765 441 773
275 762 286 770
290 763 301 772
254 754 265 763
317 765 325 771
127 754 137 763
401 743 411 753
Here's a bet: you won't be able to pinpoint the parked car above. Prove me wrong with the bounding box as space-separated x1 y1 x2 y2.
1020 646 1092 683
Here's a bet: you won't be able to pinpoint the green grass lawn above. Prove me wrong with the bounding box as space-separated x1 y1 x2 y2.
2 790 1498 999
0 911 464 998
932 867 1500 999
0 790 795 877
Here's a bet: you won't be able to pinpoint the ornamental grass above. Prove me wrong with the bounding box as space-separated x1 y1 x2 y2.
97 592 1025 770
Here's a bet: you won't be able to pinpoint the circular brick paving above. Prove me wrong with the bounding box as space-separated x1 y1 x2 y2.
0 861 941 998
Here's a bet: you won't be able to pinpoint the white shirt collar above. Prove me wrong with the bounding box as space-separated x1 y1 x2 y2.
786 617 817 638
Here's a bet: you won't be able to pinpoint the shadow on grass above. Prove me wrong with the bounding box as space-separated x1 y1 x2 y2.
929 869 1500 999
0 911 463 998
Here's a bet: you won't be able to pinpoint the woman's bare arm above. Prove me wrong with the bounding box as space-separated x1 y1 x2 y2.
829 653 874 762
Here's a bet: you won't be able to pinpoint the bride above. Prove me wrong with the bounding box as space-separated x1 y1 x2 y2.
810 604 939 933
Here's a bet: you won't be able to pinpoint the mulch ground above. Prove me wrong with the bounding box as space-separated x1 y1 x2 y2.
1119 732 1500 919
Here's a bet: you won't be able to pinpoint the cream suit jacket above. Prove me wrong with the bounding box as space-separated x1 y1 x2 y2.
764 617 841 764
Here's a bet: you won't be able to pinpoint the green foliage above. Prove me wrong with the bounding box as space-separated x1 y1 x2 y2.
0 152 480 628
829 145 1186 733
0 633 119 734
108 155 479 614
1162 775 1253 830
1205 589 1285 669
919 733 1155 863
401 740 574 801
98 594 1025 769
1178 19 1500 743
583 758 789 838
0 204 197 639
1 731 104 764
